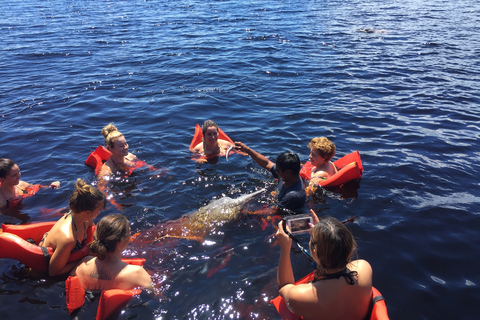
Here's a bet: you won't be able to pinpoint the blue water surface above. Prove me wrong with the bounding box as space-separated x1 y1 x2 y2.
1 0 480 319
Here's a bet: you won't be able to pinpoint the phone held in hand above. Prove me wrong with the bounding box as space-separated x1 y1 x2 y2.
283 214 313 234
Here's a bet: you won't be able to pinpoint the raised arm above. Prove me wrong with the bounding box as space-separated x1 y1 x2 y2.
234 142 274 171
276 220 295 291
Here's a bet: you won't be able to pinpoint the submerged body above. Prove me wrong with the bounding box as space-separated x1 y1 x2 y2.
132 189 266 245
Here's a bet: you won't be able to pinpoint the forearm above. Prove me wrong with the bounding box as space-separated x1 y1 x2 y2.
243 145 273 170
50 260 78 276
277 246 295 289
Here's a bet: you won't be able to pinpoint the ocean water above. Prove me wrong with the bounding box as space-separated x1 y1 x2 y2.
1 0 479 319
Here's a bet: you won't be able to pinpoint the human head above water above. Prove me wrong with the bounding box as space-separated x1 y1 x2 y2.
88 214 130 260
310 216 357 277
69 178 107 214
275 152 301 175
308 137 336 161
201 119 219 135
0 158 17 178
101 123 124 149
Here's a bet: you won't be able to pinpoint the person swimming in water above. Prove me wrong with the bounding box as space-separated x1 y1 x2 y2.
307 137 338 184
234 142 306 213
38 179 106 276
73 214 151 291
98 123 138 178
0 158 60 211
191 120 234 158
276 210 372 320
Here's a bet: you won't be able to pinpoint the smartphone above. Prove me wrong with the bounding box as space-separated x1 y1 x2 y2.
284 214 313 234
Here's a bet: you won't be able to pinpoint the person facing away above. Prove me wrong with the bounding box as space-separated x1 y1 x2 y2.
0 158 60 210
192 120 234 158
276 210 372 320
38 178 106 276
234 142 306 213
98 123 138 178
74 214 152 291
307 137 337 184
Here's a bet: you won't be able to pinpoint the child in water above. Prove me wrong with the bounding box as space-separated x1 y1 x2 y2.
307 137 337 185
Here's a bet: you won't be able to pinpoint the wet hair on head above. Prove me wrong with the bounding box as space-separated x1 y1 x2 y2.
0 158 17 178
69 178 107 213
101 123 124 149
201 119 219 135
88 214 130 260
275 151 301 175
310 216 357 278
308 137 336 161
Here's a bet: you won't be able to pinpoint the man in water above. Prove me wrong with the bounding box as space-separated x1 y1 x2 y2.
234 142 306 214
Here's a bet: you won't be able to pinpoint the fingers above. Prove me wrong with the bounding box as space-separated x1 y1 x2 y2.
310 209 320 224
51 181 61 189
234 141 246 151
276 220 285 236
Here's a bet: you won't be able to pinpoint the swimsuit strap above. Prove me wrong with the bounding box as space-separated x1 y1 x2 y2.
16 185 28 194
218 143 226 153
67 211 87 241
313 269 358 285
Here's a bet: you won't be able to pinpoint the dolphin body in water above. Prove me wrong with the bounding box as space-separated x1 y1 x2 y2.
188 188 266 228
132 188 266 245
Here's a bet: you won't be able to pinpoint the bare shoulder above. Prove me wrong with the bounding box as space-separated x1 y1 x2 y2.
349 259 373 289
218 139 233 147
125 264 151 288
192 142 203 152
282 283 318 314
18 181 31 189
349 259 372 274
126 153 137 161
99 162 113 177
79 255 95 263
74 256 95 274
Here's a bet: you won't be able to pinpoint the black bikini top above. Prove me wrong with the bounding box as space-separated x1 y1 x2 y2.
312 269 358 285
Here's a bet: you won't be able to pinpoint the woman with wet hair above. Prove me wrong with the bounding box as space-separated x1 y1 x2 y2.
74 214 151 291
39 179 106 276
0 158 60 210
275 210 372 320
191 119 234 157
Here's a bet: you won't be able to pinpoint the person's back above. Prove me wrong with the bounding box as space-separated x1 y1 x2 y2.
73 214 151 291
277 213 372 320
75 255 151 291
285 259 372 320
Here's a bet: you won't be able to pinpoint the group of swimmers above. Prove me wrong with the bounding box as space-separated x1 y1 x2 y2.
0 120 373 320
193 120 373 320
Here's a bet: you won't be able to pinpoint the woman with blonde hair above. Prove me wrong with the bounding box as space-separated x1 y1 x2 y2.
98 123 138 177
74 214 151 291
39 179 106 276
